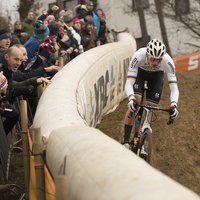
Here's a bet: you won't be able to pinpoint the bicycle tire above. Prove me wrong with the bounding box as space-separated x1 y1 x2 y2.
140 128 152 163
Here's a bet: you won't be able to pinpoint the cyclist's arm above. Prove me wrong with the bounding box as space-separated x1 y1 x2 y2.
125 68 138 101
125 48 146 100
167 72 179 107
162 54 179 107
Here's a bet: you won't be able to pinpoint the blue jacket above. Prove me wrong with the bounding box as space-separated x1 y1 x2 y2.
24 36 40 70
92 11 100 35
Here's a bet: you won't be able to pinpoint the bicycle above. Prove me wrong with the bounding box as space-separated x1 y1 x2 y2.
122 86 174 164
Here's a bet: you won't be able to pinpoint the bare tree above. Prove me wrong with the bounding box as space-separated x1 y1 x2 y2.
154 0 171 56
135 0 149 46
123 0 200 56
18 0 43 21
91 0 98 10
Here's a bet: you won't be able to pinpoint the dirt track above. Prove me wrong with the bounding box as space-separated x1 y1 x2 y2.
96 71 200 196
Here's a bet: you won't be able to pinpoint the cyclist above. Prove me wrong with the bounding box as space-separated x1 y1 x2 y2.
123 38 179 150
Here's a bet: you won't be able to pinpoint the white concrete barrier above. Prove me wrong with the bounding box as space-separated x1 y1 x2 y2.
33 33 200 199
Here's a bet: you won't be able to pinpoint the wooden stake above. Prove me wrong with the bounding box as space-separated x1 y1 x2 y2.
32 127 45 200
20 100 30 199
37 84 43 99
59 57 64 67
97 40 100 46
55 175 68 200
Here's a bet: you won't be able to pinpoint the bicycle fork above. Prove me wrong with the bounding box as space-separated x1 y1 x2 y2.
136 108 153 156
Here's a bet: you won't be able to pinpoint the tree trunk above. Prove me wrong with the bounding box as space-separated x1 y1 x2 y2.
91 0 98 11
154 0 172 56
135 0 149 47
56 0 64 19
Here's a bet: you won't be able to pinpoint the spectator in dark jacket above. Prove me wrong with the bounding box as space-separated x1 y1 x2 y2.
80 20 95 51
11 21 30 46
0 46 54 122
98 13 107 45
78 1 94 20
0 29 11 53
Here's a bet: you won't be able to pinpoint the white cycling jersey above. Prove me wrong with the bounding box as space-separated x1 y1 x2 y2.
125 47 179 107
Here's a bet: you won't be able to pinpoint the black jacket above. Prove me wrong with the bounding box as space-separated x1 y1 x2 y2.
0 52 45 85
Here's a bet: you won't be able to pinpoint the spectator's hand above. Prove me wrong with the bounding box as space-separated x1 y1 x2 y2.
127 98 138 112
67 47 73 54
51 5 59 12
60 50 67 55
0 102 9 113
74 49 78 53
37 77 52 85
0 71 3 83
45 65 63 72
55 60 59 66
61 34 69 43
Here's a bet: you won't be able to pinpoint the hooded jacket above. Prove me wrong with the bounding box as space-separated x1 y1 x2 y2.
21 18 35 37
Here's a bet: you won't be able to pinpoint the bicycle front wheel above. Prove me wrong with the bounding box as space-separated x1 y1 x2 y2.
140 128 152 163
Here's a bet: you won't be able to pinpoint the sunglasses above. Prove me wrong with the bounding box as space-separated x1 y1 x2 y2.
148 56 162 62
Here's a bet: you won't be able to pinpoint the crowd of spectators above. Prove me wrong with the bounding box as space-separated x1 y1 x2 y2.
0 1 111 192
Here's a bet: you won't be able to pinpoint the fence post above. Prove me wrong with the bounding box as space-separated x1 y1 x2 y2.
32 126 45 200
97 40 100 46
20 100 30 199
59 56 64 67
55 175 68 200
37 84 43 99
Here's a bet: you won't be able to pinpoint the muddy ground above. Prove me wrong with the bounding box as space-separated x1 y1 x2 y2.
96 71 200 196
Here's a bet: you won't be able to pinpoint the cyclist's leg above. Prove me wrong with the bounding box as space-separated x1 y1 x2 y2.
123 68 144 144
146 71 164 107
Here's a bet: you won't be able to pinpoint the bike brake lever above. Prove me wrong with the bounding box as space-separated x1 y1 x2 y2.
128 111 133 118
167 118 174 125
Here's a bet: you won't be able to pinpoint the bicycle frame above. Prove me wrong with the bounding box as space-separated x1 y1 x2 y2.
137 107 152 156
131 104 173 163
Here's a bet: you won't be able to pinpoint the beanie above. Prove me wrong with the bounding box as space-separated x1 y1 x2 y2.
62 12 73 23
95 7 103 13
46 15 55 22
48 21 59 36
85 10 93 16
86 19 94 26
86 1 93 6
34 21 49 39
73 18 81 24
1 75 7 90
0 29 11 41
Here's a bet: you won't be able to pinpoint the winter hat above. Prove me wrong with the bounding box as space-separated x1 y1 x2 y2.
34 21 49 39
0 29 11 41
1 75 7 90
73 18 81 24
46 15 55 22
95 7 103 13
86 1 93 6
48 21 59 36
62 12 73 23
85 10 93 17
86 19 94 26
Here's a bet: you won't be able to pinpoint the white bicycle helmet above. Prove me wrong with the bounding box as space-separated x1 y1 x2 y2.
146 38 166 59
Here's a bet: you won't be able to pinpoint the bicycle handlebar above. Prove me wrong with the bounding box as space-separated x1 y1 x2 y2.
128 104 174 125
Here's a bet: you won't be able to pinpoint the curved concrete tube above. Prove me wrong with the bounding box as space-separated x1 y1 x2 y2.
33 33 200 199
